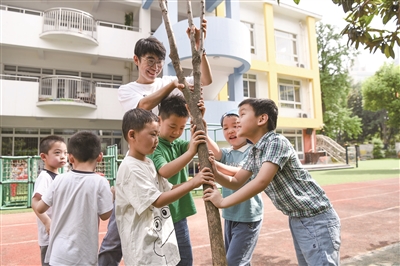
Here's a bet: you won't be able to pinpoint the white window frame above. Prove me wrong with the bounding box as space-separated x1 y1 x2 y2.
243 73 257 98
275 30 298 65
242 21 255 54
276 129 304 160
278 78 301 109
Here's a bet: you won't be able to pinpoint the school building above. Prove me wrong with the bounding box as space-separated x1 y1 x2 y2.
1 0 331 164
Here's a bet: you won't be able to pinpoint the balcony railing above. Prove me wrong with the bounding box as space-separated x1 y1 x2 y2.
42 7 97 41
39 75 96 105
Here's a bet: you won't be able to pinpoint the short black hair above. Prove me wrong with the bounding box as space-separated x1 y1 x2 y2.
238 98 278 131
158 95 189 120
122 108 159 141
220 109 239 127
39 135 65 154
67 131 101 163
134 37 166 60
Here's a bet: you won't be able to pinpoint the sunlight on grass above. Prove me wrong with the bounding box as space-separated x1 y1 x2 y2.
310 159 399 186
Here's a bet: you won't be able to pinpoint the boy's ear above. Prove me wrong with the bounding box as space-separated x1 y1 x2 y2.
39 153 47 161
68 154 75 164
96 152 103 163
258 114 269 126
133 55 139 66
128 129 135 140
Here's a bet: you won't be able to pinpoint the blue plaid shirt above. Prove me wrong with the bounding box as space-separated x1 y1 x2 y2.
242 131 332 217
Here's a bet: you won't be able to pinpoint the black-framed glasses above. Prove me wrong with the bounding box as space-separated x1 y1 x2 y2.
142 57 164 68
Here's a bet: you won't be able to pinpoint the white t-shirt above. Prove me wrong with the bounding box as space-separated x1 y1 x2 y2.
118 75 194 114
42 170 113 265
115 156 180 266
32 170 57 246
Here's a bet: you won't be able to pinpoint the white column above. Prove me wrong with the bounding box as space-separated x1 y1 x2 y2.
139 7 151 35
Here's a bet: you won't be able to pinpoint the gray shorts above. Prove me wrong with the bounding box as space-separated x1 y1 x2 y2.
289 208 341 266
40 246 49 266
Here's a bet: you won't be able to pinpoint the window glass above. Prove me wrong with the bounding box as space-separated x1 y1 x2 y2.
275 30 298 65
243 73 257 98
1 128 13 134
15 128 39 134
54 129 77 135
18 66 41 74
277 129 304 160
112 130 122 136
242 21 255 54
40 129 51 134
42 69 53 75
55 70 79 76
1 137 13 155
14 137 38 156
278 78 301 109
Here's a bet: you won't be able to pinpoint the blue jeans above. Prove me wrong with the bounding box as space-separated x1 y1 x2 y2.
174 218 193 266
98 206 122 266
289 208 341 266
224 220 262 266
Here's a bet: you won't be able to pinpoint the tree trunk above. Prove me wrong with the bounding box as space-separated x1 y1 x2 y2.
159 1 227 265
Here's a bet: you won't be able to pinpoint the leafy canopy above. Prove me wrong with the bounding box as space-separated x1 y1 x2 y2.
362 63 400 132
317 23 362 141
282 0 400 59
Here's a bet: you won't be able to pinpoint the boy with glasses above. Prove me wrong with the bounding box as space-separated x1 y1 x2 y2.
118 19 212 115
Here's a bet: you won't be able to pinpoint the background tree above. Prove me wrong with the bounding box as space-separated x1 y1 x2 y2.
336 0 399 59
286 0 400 59
362 63 400 147
346 83 387 143
317 23 362 143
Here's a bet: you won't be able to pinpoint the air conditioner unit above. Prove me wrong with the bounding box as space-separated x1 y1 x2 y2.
296 63 305 68
302 113 308 118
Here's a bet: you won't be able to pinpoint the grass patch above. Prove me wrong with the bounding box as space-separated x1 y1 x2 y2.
192 159 399 196
0 208 33 215
310 159 399 186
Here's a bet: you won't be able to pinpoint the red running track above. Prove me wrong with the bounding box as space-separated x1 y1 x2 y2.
1 177 399 265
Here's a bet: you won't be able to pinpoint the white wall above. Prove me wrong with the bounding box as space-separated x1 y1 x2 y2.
239 4 267 61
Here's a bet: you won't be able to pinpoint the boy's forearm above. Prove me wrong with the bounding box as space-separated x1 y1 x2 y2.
158 151 195 178
200 55 212 86
32 199 51 225
153 180 194 208
206 135 222 160
137 82 176 110
214 171 241 190
221 178 265 208
216 161 239 176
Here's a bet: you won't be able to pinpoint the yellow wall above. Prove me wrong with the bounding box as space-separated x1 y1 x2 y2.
215 2 323 130
254 3 323 130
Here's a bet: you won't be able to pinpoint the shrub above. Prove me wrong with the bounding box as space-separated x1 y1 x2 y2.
371 138 385 159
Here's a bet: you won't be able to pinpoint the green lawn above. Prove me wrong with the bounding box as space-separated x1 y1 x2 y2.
191 159 399 198
310 159 399 186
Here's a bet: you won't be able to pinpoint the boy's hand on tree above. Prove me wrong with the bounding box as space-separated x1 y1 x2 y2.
172 80 185 91
192 167 214 188
197 99 205 117
188 124 206 155
208 150 219 172
203 185 224 208
186 18 207 50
